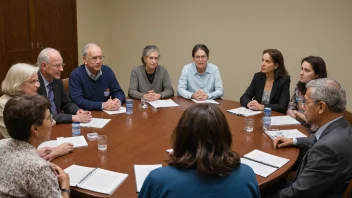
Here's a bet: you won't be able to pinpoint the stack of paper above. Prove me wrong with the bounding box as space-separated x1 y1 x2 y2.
80 118 111 128
241 149 290 177
191 99 219 104
38 140 58 149
64 165 128 195
227 107 262 117
148 99 179 108
134 164 162 192
265 129 307 140
57 136 88 148
103 107 126 115
270 116 301 126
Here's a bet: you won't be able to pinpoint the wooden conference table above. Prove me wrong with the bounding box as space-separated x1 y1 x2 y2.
52 96 306 198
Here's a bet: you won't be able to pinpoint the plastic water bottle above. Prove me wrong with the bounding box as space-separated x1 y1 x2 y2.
262 107 272 132
72 122 81 136
126 99 133 114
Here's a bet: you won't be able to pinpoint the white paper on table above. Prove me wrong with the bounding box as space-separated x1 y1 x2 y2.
227 107 262 117
134 164 162 192
38 140 58 149
166 149 173 154
57 136 88 148
191 99 219 104
103 107 126 115
80 118 111 128
244 149 290 168
265 129 307 140
148 99 179 108
270 116 301 126
241 158 277 177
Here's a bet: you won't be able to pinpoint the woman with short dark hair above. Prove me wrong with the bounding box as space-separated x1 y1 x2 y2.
240 49 291 113
138 104 260 198
0 95 70 198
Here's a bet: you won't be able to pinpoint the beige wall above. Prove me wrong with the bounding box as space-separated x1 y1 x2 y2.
77 0 352 110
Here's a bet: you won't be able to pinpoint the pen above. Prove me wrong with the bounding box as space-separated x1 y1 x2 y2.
251 96 255 101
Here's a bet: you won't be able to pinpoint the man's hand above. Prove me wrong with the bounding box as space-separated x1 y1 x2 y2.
192 89 207 100
273 136 293 149
103 99 119 110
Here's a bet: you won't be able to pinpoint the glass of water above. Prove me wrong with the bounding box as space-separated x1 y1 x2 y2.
141 97 149 109
98 135 107 152
244 118 254 132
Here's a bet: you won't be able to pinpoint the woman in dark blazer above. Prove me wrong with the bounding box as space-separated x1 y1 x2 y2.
240 49 290 114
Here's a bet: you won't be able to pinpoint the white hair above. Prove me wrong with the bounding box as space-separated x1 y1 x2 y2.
1 63 39 96
37 47 60 68
82 43 99 56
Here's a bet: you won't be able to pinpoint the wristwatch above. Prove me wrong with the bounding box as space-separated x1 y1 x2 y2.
61 188 70 195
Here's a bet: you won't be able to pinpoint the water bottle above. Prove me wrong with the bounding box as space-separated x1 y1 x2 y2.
262 107 271 132
126 99 133 114
72 122 81 136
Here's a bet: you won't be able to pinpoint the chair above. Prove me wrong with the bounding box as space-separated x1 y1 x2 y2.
343 180 352 198
343 110 352 125
0 133 4 140
62 78 69 93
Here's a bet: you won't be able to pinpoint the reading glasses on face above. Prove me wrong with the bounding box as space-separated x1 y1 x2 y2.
47 62 66 68
86 56 105 62
194 55 207 60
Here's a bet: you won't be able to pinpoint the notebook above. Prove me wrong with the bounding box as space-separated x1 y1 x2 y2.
64 165 128 195
103 107 126 114
270 116 301 126
241 149 290 177
80 118 111 128
56 136 88 148
148 99 179 108
191 99 219 104
265 129 307 140
134 164 162 192
227 107 262 117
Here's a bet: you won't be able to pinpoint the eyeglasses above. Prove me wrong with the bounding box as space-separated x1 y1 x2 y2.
86 56 105 62
194 55 207 60
28 79 40 85
47 62 65 68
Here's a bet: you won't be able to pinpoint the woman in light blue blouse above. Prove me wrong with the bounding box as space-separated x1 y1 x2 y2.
177 44 224 100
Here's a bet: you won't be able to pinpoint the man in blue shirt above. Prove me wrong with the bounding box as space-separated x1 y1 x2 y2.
177 44 224 100
69 43 125 111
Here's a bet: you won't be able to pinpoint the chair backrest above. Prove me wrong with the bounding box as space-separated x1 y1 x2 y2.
344 110 352 125
343 179 352 198
62 78 69 93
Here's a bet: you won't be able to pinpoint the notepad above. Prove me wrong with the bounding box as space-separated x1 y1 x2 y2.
265 129 307 140
270 116 301 126
227 107 262 117
191 99 219 104
103 107 126 115
57 136 88 148
37 140 58 149
80 118 111 128
241 149 289 177
148 99 179 108
64 165 128 195
134 164 162 192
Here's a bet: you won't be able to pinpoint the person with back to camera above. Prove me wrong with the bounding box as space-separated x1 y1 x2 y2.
240 49 290 114
286 56 327 134
177 44 224 100
138 103 260 198
128 45 174 100
0 95 70 197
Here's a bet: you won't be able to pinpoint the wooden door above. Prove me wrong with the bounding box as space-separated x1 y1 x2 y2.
0 0 37 82
34 0 78 79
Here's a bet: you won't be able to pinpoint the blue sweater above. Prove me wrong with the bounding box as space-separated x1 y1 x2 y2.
138 164 260 198
69 65 125 110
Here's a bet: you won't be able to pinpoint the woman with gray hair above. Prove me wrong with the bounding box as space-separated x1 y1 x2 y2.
0 63 73 161
128 45 174 100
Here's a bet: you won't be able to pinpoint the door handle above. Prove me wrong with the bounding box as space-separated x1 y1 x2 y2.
31 43 34 49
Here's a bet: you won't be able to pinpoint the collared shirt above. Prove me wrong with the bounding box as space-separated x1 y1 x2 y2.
0 139 61 197
293 116 343 145
177 62 224 99
85 66 102 81
39 72 52 96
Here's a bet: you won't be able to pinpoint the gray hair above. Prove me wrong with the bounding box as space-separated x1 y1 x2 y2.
37 47 60 67
82 43 99 56
141 45 160 64
306 78 346 113
1 63 39 96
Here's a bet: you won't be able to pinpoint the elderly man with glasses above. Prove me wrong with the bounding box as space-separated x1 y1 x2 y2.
37 48 92 123
68 43 125 111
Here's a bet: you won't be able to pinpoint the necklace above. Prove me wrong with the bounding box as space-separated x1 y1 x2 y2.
265 80 274 87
